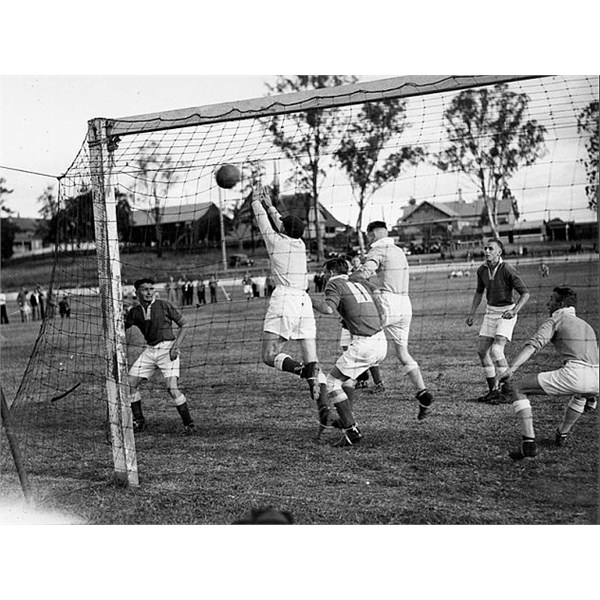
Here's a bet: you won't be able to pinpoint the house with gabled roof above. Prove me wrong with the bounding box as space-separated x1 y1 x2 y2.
129 202 227 248
396 194 517 246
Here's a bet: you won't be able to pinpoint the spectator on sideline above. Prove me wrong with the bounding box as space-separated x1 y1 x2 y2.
196 278 207 306
209 275 219 303
17 288 31 322
466 238 530 404
125 277 195 435
36 285 46 320
501 286 599 460
0 290 9 324
30 288 40 320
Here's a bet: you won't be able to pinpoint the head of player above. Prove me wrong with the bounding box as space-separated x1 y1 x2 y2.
548 286 577 316
324 256 350 277
483 238 503 267
365 221 388 245
134 278 155 306
281 214 305 239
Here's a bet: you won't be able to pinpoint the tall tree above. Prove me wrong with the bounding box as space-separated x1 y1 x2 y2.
134 140 181 257
265 75 358 261
436 83 546 239
577 100 599 211
334 99 426 253
0 177 17 261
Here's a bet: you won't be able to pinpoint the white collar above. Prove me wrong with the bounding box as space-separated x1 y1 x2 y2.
552 306 576 317
328 274 348 282
370 236 394 248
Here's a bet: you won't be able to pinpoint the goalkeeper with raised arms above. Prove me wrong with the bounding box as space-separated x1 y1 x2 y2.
251 184 329 431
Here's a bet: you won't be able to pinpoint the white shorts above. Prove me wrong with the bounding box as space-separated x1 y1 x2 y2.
336 330 387 380
339 326 351 349
129 341 180 379
263 286 316 340
479 304 517 341
244 285 252 295
537 361 600 397
380 292 412 346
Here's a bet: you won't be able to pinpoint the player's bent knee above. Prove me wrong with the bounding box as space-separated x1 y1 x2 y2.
568 395 586 413
512 398 531 414
490 344 506 363
326 373 343 393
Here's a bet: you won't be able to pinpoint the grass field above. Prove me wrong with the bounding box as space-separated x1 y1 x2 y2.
1 256 598 524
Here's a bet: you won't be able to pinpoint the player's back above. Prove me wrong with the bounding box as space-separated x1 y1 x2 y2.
326 276 381 337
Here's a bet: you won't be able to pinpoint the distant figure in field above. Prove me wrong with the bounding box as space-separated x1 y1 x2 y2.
501 286 599 460
466 238 530 404
242 272 253 300
125 277 194 435
58 294 71 318
540 262 550 278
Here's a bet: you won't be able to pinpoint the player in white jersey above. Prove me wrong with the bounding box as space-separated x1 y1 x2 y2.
500 286 599 460
312 257 387 446
352 221 434 420
251 185 328 427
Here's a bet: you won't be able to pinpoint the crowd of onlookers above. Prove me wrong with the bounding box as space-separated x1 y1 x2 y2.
0 285 71 325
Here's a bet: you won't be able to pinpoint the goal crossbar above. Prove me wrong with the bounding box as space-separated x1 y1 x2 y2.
103 75 546 138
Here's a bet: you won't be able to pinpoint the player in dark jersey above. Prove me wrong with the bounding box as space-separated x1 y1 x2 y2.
311 258 388 446
466 238 530 403
125 278 194 435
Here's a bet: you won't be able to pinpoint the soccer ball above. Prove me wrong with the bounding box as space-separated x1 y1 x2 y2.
215 164 240 189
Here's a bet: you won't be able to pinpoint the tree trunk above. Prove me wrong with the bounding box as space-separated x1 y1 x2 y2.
485 197 500 240
312 176 324 263
356 195 366 255
154 204 163 258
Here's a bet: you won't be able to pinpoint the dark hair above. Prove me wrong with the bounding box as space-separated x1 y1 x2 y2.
366 220 388 233
324 257 349 275
232 507 294 525
553 286 577 307
134 277 155 290
281 215 305 239
486 237 504 253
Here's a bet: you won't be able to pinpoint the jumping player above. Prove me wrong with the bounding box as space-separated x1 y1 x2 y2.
500 286 599 460
466 238 530 403
351 221 434 420
311 257 387 446
125 278 195 434
251 185 328 427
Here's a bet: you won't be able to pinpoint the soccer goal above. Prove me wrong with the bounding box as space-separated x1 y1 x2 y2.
2 75 598 504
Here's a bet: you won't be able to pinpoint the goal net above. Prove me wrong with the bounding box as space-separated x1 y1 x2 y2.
2 75 598 514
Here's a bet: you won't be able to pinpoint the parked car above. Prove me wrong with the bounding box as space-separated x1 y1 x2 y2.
229 254 254 268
